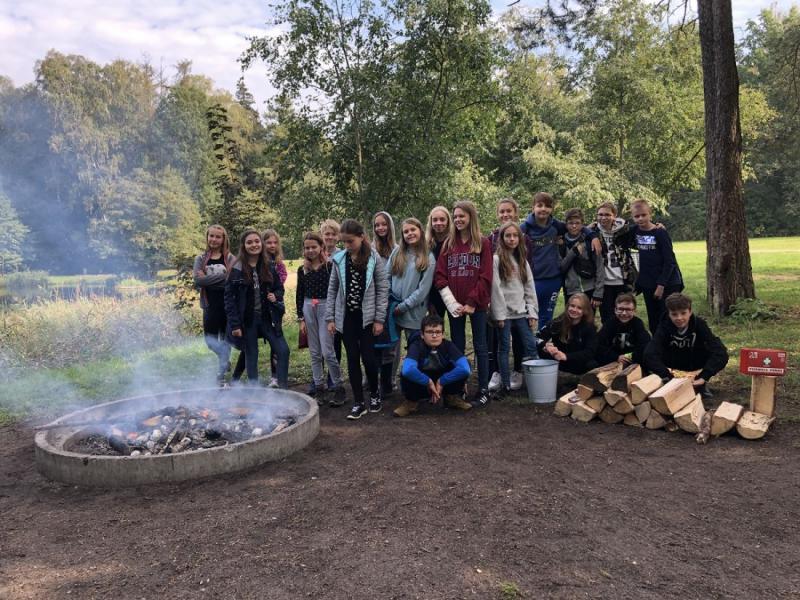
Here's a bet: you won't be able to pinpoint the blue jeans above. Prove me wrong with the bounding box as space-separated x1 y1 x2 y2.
498 318 537 388
448 309 489 391
244 315 290 387
535 276 562 331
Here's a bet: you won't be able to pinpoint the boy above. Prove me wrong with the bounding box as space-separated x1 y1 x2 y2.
395 314 472 417
596 293 651 367
644 293 728 401
592 202 638 325
560 208 604 308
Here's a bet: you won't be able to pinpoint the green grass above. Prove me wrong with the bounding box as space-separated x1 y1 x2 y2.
2 237 799 424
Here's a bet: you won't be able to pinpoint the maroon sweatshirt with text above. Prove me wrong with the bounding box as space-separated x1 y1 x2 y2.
434 235 493 310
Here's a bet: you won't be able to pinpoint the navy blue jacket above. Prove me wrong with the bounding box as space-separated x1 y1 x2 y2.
632 226 683 290
224 260 285 350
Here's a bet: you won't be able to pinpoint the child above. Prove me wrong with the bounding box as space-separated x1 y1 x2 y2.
644 293 728 401
487 198 535 392
434 200 493 407
596 292 651 367
592 202 638 325
193 224 235 385
388 217 436 381
320 219 343 386
224 229 290 387
521 192 599 330
425 206 452 320
560 208 604 308
537 293 598 375
490 221 539 395
395 315 472 417
630 199 684 333
231 229 289 385
373 211 397 394
326 219 389 419
297 231 345 405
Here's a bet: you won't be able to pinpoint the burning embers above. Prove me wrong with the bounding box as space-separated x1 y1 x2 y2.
65 404 296 457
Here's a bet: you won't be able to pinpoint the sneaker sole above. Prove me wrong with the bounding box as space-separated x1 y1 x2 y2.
346 410 367 420
369 406 382 413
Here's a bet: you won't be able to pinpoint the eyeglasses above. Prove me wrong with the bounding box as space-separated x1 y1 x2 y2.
615 307 634 313
424 330 443 337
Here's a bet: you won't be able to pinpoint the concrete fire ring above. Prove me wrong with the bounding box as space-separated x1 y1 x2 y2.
34 388 319 487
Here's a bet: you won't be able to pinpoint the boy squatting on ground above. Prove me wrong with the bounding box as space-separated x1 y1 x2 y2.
643 292 729 402
394 314 472 417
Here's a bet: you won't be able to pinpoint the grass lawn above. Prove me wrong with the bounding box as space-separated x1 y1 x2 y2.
1 237 798 424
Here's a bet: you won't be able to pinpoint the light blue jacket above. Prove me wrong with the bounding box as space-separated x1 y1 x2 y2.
326 248 389 332
388 247 436 330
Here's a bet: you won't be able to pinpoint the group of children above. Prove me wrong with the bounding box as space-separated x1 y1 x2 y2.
193 193 729 420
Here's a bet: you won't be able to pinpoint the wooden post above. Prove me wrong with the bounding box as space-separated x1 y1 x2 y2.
750 376 776 417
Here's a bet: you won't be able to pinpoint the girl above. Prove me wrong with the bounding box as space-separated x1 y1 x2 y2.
490 222 539 395
487 198 535 392
326 219 389 420
224 229 290 386
630 199 684 333
320 218 343 386
231 228 288 385
520 192 599 330
297 232 345 404
425 206 453 319
388 217 436 380
193 224 235 385
537 293 598 375
434 200 493 407
372 211 397 393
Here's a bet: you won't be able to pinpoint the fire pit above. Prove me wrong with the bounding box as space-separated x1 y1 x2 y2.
35 388 319 487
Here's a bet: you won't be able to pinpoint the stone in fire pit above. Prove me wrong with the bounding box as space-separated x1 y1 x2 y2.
35 388 319 487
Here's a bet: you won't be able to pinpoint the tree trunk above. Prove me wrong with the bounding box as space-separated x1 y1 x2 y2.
697 0 755 315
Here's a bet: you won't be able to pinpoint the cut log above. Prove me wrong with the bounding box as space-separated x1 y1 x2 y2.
711 402 744 436
646 411 667 430
586 396 606 413
576 384 595 401
634 400 651 424
750 376 777 418
649 378 695 416
554 391 579 417
611 363 643 392
604 389 627 407
664 420 679 433
611 394 635 415
669 368 702 380
630 374 663 405
623 413 642 427
674 395 706 434
599 405 624 424
736 411 774 440
579 362 623 392
696 410 714 444
570 401 597 423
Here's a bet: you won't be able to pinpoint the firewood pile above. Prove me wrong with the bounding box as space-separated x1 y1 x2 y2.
554 363 775 442
66 405 297 457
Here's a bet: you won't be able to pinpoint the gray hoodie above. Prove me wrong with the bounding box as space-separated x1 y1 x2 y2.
388 246 436 330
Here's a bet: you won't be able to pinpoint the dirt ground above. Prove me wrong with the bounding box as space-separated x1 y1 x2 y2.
2 390 800 600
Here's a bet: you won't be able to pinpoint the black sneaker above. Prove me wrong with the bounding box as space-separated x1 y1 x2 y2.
329 387 346 408
307 383 318 397
471 389 491 408
698 384 714 401
347 403 367 420
369 393 382 413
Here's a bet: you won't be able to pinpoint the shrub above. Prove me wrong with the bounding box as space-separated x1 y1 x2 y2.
3 270 50 301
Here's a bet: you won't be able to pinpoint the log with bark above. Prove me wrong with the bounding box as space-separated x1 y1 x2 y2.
696 410 715 444
579 362 623 393
711 402 744 436
630 374 663 405
736 411 774 440
674 395 706 434
611 364 643 393
649 378 695 416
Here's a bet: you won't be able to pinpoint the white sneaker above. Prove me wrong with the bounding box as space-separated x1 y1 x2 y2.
268 377 279 388
488 371 502 392
510 371 524 391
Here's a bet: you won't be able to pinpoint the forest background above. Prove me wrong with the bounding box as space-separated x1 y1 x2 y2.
1 0 798 276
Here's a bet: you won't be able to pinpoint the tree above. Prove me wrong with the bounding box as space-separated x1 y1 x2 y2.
0 192 29 273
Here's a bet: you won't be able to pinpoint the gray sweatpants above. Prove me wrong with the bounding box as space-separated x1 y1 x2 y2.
303 297 342 388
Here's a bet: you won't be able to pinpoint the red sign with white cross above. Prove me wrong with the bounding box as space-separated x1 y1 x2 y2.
739 348 787 376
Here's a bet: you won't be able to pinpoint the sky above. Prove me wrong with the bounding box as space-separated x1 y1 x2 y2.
0 0 796 110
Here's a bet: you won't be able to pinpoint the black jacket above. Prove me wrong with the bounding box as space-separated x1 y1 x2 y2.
537 319 598 365
596 316 651 366
644 314 728 381
224 260 285 350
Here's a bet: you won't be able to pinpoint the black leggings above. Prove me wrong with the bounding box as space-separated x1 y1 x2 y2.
342 310 379 403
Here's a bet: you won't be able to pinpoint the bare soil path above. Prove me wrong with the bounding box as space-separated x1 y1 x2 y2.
1 398 799 599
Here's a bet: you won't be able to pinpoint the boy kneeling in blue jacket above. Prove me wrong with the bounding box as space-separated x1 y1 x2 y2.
396 314 472 417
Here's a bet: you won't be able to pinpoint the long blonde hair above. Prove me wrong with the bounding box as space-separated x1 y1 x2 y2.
443 200 483 254
495 222 529 284
425 205 452 252
202 224 232 271
262 228 284 262
391 218 430 276
557 293 594 343
372 211 396 259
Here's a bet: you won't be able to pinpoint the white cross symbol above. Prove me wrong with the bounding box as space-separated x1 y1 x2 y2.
763 357 772 366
